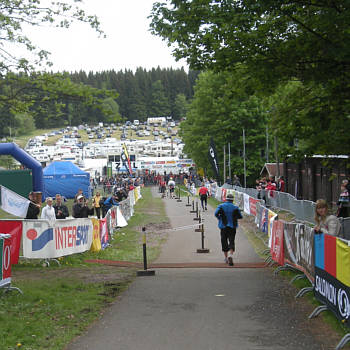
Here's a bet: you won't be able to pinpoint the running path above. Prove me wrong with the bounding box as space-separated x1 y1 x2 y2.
66 186 336 350
154 187 262 265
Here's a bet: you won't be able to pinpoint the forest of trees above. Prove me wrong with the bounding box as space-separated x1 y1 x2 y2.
0 68 199 138
68 67 199 122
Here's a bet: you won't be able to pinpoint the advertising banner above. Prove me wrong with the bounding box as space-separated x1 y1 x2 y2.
90 218 101 252
313 234 350 326
234 191 244 210
22 218 93 259
116 207 128 227
0 186 30 218
259 207 268 234
221 188 227 202
100 218 109 250
314 266 350 326
0 235 11 287
270 220 284 266
284 223 314 281
0 220 22 264
249 198 259 217
243 193 250 215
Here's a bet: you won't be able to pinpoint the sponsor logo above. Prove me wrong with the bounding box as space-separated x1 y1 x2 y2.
338 289 350 320
27 228 54 251
315 275 337 306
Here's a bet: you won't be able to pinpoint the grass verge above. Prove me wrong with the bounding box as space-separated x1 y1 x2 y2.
1 187 167 350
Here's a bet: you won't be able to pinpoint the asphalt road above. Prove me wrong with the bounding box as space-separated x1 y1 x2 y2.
66 187 336 350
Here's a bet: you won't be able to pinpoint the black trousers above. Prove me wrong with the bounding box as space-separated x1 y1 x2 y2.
200 194 207 209
220 226 237 252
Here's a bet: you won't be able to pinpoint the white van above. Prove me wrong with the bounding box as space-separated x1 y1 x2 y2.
134 120 140 126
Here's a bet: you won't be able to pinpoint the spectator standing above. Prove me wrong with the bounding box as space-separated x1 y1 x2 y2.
214 193 243 266
277 176 285 192
41 197 56 222
25 191 41 219
314 199 341 236
266 176 277 198
337 183 349 218
199 183 209 210
92 191 102 219
74 189 85 203
54 194 69 219
225 176 232 185
233 175 241 187
73 195 94 218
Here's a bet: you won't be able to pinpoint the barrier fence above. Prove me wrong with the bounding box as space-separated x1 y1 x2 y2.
0 186 142 292
214 185 350 349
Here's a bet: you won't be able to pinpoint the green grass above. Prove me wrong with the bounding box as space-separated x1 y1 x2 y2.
1 187 167 350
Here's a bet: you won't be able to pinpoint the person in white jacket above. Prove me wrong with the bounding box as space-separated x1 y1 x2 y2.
41 197 56 222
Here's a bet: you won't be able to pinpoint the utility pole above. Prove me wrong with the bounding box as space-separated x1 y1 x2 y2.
223 145 226 183
243 128 247 188
266 125 269 163
228 142 231 182
274 135 280 179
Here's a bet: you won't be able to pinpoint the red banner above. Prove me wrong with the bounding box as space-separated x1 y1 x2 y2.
249 198 259 217
221 188 227 201
0 221 22 264
270 220 284 266
1 237 11 286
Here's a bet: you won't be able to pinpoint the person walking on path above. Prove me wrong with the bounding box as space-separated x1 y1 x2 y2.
199 183 209 210
214 193 242 266
167 177 176 199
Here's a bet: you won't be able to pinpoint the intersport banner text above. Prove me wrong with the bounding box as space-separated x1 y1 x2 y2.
22 218 93 259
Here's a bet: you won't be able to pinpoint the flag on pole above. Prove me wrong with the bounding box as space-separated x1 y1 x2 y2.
208 138 220 181
121 143 133 175
0 186 30 218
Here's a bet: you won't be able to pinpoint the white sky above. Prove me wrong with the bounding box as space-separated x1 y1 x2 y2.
24 0 188 73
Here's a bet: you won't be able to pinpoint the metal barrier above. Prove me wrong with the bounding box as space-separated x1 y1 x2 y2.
231 186 316 224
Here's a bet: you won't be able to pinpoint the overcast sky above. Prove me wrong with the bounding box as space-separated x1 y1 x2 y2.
26 0 188 73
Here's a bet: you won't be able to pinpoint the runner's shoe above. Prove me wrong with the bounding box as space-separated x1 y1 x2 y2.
228 256 234 266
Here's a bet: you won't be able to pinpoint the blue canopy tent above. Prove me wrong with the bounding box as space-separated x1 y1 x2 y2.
43 161 90 200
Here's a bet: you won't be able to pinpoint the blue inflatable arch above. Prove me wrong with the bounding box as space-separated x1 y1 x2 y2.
0 143 43 192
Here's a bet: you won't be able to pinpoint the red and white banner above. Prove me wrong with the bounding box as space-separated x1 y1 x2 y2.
270 220 284 266
0 220 22 264
0 235 11 287
100 218 109 249
221 188 227 202
249 197 259 217
22 218 93 259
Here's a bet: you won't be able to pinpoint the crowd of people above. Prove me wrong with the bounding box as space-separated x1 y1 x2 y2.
25 175 139 221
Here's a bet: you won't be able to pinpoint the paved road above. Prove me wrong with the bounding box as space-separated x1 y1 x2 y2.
66 187 334 350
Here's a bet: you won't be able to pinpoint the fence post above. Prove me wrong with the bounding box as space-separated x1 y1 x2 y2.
177 187 182 202
197 224 210 253
186 194 192 207
137 227 155 276
190 199 196 213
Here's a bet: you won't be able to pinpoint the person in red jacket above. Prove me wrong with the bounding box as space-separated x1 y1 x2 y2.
266 176 277 198
199 183 209 210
